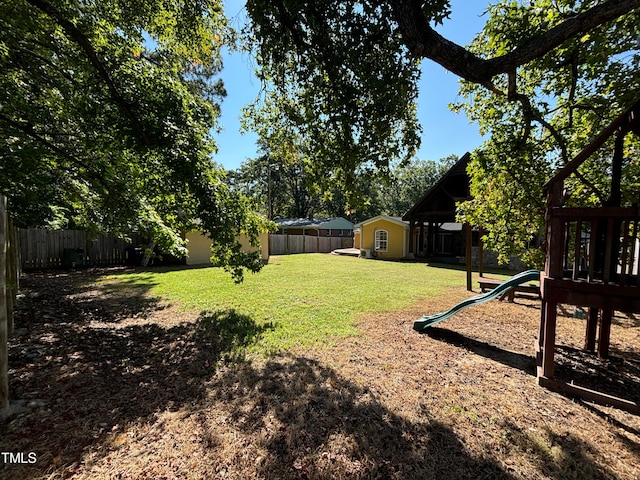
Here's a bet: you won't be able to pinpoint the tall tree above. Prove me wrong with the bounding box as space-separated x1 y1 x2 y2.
243 0 640 263
378 156 457 216
454 0 640 265
0 0 268 279
239 91 360 220
229 153 321 220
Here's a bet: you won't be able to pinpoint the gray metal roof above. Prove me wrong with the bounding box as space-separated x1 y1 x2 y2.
274 217 354 230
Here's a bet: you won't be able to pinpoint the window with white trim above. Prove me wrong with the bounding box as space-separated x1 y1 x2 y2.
374 230 388 251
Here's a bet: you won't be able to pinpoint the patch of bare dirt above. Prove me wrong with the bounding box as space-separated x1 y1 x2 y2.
1 271 640 479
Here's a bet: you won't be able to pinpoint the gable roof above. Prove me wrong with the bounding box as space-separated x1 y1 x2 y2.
354 215 409 229
402 152 472 221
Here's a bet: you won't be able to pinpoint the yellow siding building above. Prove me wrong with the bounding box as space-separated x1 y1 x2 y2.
184 231 269 265
354 216 409 260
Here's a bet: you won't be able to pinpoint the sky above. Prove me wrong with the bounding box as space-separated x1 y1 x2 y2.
215 1 488 171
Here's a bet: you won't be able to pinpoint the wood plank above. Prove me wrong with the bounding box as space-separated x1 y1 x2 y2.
551 206 639 218
584 307 598 352
542 278 640 312
620 219 630 285
598 309 613 359
547 217 565 278
546 182 565 278
465 224 472 291
36 229 42 268
538 375 640 415
479 278 539 297
543 98 640 190
588 218 598 282
632 220 640 284
603 217 615 284
563 221 571 272
572 220 582 280
478 227 484 277
541 300 558 378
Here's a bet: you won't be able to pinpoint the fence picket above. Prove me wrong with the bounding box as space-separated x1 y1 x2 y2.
17 228 140 270
269 234 353 255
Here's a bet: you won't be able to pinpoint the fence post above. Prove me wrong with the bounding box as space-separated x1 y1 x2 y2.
1 195 9 412
6 218 16 334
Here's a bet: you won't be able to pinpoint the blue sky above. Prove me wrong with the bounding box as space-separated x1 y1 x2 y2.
215 1 488 171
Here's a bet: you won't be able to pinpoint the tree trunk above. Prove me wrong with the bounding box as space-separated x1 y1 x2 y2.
0 195 9 412
141 241 156 267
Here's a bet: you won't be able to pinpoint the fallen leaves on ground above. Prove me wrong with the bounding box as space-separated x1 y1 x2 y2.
1 270 639 479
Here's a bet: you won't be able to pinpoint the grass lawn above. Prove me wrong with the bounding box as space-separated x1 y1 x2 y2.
8 256 640 480
102 254 471 354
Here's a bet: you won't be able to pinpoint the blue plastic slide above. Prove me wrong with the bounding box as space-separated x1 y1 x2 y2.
413 269 540 332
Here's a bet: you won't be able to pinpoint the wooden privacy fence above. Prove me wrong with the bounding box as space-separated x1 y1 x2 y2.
18 228 137 269
269 234 352 255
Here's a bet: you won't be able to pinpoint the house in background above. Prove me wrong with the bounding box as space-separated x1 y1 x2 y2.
273 217 354 237
402 152 472 259
353 154 472 262
184 231 270 265
353 215 409 259
353 215 468 261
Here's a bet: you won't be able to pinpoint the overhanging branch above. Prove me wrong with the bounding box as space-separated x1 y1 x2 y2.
25 0 153 146
389 0 640 84
0 113 110 189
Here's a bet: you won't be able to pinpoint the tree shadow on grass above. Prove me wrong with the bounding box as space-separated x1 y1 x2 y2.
14 269 163 325
553 345 640 406
423 327 636 477
495 418 620 480
1 272 628 479
426 325 640 408
2 271 273 478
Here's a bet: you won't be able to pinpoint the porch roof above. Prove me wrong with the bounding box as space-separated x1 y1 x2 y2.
402 152 472 222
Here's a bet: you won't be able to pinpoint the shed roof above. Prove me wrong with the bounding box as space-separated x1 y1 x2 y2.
440 222 463 232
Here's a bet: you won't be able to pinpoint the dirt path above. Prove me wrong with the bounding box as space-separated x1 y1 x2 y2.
1 271 639 479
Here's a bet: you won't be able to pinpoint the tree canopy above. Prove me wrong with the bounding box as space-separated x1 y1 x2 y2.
3 0 639 273
244 0 640 263
229 150 456 223
0 0 273 279
244 0 422 205
454 0 640 265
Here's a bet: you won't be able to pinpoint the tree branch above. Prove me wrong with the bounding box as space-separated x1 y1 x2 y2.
25 0 153 146
0 113 109 189
389 0 640 84
486 0 640 76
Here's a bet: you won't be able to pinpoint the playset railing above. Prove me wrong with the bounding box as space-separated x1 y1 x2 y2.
548 206 640 287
